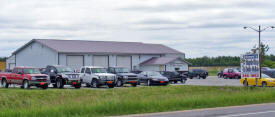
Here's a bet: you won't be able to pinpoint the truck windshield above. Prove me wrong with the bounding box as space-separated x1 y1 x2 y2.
56 67 73 73
115 68 129 73
23 68 41 74
173 72 179 75
92 68 107 73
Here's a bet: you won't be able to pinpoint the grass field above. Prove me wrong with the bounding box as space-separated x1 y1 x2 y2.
1 86 275 117
208 69 219 76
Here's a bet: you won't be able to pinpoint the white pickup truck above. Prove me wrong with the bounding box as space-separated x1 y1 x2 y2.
80 66 116 88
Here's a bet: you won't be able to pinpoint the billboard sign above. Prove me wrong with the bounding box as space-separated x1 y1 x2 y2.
241 54 260 78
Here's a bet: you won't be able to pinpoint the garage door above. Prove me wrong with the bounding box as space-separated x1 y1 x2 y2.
117 56 131 70
67 55 84 70
93 55 109 68
9 63 15 69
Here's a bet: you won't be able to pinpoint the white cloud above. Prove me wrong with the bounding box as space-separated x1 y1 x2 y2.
0 0 275 58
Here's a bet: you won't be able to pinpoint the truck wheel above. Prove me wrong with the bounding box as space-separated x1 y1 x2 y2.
53 84 57 88
116 80 123 87
86 83 91 87
181 78 186 84
234 75 239 79
131 83 137 87
23 80 30 89
74 84 81 89
2 79 8 88
41 85 48 89
92 79 99 88
56 79 64 89
202 77 206 79
190 76 193 79
147 80 151 86
223 75 227 79
243 81 248 87
174 81 177 84
262 82 267 87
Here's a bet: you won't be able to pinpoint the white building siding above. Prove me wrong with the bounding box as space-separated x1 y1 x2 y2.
109 55 116 67
59 54 66 66
84 54 92 66
6 55 16 69
140 59 189 72
139 54 161 63
164 53 185 59
132 55 139 70
140 65 160 71
16 42 58 68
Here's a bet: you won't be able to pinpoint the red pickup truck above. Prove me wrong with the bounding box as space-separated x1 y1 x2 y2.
0 67 49 89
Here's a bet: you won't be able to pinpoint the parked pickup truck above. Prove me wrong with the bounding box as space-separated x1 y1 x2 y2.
188 69 208 79
0 67 49 89
108 67 138 87
42 65 81 89
80 66 116 88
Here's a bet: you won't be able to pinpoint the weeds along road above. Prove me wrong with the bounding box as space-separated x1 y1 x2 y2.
120 103 275 117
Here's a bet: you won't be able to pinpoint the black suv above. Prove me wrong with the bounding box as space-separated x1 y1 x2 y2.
159 71 187 84
188 69 208 79
42 65 82 88
108 67 138 87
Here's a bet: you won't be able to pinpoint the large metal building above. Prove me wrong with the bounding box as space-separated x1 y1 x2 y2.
6 39 190 71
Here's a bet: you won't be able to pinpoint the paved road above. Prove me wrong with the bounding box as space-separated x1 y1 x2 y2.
120 103 275 117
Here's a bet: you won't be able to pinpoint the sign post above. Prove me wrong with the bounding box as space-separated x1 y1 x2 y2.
241 54 260 86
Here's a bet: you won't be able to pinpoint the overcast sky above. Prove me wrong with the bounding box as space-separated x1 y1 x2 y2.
1 0 275 58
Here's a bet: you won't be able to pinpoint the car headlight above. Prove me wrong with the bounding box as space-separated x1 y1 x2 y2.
61 74 67 78
123 76 128 79
31 77 37 80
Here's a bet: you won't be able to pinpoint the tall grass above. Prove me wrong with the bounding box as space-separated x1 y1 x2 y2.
1 86 275 117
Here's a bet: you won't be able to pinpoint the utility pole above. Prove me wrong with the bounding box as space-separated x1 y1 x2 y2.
244 25 274 86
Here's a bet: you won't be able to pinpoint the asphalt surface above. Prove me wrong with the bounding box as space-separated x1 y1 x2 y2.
0 76 242 89
183 76 242 86
120 103 275 117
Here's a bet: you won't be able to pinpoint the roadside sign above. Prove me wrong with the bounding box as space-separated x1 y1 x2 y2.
241 54 260 78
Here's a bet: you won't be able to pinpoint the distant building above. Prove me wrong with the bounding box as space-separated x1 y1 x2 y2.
6 39 190 71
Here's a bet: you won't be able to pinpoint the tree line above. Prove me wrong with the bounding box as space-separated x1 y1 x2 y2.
0 57 6 62
187 44 275 68
186 56 240 67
